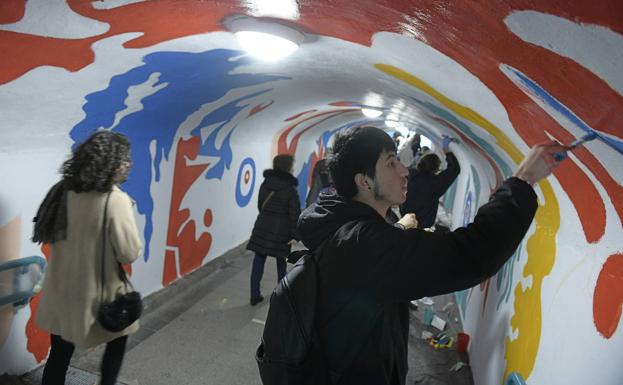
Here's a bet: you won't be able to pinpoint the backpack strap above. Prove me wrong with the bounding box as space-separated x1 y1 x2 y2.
260 191 275 211
312 222 384 383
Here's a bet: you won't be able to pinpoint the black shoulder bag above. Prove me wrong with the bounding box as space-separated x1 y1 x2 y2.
97 192 143 332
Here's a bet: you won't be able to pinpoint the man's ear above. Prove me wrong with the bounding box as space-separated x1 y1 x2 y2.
354 173 371 192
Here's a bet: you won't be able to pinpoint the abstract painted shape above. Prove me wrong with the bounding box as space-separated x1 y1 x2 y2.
285 110 317 122
0 0 27 24
236 158 256 208
593 253 623 338
505 181 559 381
25 244 52 363
276 109 358 206
0 216 20 348
0 0 242 84
502 64 608 243
276 109 356 155
162 136 212 286
248 101 274 117
70 49 286 260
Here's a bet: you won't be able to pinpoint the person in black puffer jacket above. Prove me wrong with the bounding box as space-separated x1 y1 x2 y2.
402 135 460 229
247 154 301 306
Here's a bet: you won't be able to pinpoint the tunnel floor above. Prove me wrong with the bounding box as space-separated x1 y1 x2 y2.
15 244 473 385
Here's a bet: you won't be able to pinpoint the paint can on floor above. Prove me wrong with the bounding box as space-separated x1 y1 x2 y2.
457 332 470 353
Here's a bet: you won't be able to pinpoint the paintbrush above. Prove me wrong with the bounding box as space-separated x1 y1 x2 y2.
553 132 598 161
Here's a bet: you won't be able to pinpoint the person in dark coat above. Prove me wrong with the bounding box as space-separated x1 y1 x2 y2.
305 159 331 207
247 154 301 306
402 135 460 229
297 126 565 385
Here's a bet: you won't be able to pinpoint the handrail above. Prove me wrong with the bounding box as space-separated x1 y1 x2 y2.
0 255 46 273
0 256 47 308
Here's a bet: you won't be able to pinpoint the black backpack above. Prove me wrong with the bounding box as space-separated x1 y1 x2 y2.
255 237 383 385
255 247 331 385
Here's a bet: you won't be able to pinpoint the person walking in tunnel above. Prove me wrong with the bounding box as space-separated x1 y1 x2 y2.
247 154 301 306
33 131 143 385
296 126 565 385
305 159 333 207
402 134 460 229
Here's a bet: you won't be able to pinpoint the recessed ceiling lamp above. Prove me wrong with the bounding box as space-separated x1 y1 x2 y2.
224 15 304 61
361 107 383 118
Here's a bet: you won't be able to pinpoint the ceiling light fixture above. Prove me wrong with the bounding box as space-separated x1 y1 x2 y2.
224 15 304 61
236 31 299 61
361 107 383 118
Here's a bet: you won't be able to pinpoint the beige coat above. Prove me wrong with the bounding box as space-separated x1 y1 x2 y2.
36 186 143 348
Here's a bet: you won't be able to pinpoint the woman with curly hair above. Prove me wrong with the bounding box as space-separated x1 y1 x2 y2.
34 131 142 385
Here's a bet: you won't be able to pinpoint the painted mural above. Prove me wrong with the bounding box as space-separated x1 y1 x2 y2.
0 1 621 384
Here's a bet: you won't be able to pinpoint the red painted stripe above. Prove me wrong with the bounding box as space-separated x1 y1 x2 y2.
0 0 26 24
593 254 623 339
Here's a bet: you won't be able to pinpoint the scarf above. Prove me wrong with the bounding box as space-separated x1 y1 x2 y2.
32 180 69 244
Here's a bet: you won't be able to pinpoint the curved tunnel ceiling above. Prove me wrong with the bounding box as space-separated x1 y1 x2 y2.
1 1 622 384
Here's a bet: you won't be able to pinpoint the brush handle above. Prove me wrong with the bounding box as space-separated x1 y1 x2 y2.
552 132 597 161
553 151 568 162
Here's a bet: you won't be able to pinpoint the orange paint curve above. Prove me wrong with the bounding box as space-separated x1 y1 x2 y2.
593 253 623 338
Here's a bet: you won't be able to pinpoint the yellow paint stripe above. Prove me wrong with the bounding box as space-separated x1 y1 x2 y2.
375 64 523 163
376 63 560 381
505 181 559 381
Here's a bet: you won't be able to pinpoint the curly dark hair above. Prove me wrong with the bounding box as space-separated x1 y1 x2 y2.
62 131 131 193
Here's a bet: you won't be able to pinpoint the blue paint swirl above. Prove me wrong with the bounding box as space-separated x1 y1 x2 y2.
70 49 288 260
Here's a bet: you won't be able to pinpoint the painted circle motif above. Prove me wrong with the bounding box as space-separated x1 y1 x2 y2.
236 157 256 207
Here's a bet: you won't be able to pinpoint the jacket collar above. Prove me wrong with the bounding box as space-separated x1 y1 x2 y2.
263 169 298 186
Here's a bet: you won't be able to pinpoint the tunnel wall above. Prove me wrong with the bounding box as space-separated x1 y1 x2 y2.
1 2 622 384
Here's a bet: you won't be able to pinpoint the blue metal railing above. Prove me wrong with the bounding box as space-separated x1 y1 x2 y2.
0 256 47 308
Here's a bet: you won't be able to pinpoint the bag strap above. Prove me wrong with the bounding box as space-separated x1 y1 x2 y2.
309 238 337 384
312 221 384 383
260 191 275 211
99 192 112 306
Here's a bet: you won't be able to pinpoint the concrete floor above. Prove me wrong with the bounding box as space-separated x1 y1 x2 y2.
14 244 473 385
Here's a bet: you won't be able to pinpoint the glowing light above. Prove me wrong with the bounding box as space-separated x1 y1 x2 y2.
361 108 383 118
236 31 299 61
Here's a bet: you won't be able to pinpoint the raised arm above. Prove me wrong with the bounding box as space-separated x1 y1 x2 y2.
377 141 566 300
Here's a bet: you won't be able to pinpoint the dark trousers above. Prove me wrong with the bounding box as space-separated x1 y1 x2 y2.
250 253 286 299
42 334 128 385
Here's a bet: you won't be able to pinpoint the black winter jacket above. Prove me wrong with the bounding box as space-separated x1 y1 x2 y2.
247 169 301 259
297 177 537 385
402 152 460 228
